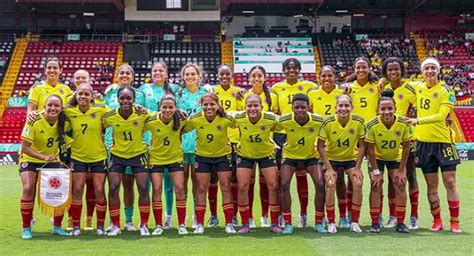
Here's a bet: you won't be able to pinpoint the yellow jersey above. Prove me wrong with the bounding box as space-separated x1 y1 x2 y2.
63 104 108 163
233 111 278 158
319 114 365 161
145 112 186 165
20 114 61 163
243 89 278 113
183 112 235 157
271 79 317 115
28 82 73 111
276 113 324 159
349 81 380 123
103 108 149 158
365 115 413 161
214 84 243 144
384 81 417 117
308 87 344 117
414 81 456 143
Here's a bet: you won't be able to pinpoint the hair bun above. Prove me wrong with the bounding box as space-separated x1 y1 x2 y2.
381 89 394 98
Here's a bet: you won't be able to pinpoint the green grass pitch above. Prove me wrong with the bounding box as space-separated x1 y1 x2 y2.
1 161 473 255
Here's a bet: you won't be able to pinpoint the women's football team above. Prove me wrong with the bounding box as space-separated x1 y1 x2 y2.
18 56 462 239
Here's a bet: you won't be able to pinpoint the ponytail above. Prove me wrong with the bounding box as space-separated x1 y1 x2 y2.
216 106 226 118
45 94 67 160
262 82 272 111
163 80 175 96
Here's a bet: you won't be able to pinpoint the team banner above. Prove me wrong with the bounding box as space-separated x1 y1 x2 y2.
37 168 72 216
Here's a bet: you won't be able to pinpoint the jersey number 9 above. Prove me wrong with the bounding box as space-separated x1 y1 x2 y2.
206 134 214 143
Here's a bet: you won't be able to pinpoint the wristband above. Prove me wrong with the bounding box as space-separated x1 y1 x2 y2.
373 169 381 176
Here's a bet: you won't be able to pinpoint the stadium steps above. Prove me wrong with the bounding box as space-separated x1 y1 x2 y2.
451 110 466 142
112 45 124 84
414 37 427 61
0 39 28 118
313 46 322 75
221 40 233 67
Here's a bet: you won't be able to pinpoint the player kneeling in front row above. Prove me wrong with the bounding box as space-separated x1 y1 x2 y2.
366 90 412 234
317 95 365 233
276 94 325 234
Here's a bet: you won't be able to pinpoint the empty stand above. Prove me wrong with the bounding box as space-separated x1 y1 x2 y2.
128 42 221 87
0 41 14 84
455 108 474 142
17 41 120 91
0 107 26 143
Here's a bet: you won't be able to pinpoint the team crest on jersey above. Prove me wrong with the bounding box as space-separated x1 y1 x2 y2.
47 176 62 190
90 113 97 119
59 89 64 95
309 127 314 133
398 94 404 100
216 125 223 131
298 86 304 91
349 128 355 134
133 121 139 127
369 87 375 93
261 125 267 131
21 162 28 168
433 92 439 99
231 92 237 98
395 131 401 137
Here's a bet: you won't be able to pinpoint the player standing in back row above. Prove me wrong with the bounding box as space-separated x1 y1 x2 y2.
271 58 317 227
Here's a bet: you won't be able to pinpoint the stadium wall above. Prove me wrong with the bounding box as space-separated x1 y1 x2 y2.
404 15 459 33
124 0 220 21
